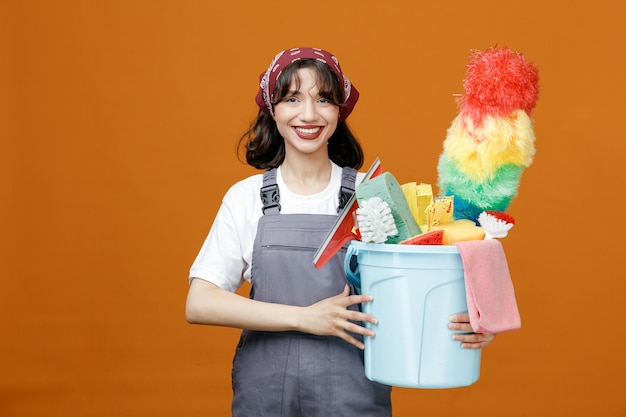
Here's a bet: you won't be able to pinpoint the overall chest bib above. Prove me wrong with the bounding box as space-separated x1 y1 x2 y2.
231 167 391 417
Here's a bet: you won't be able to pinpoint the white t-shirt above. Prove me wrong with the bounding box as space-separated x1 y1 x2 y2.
189 162 365 292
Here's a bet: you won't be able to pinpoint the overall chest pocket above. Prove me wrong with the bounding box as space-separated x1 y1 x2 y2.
252 215 349 307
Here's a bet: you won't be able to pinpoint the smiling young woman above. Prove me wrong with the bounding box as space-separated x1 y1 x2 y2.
185 47 494 417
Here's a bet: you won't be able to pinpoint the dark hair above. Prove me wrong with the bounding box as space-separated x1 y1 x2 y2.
238 59 364 170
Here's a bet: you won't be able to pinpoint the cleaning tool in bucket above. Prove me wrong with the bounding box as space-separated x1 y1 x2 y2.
355 172 421 243
477 210 515 239
313 158 382 268
345 241 481 388
437 46 540 223
356 197 398 243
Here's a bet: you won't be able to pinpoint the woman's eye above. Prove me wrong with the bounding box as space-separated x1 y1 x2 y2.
318 98 330 104
285 97 298 103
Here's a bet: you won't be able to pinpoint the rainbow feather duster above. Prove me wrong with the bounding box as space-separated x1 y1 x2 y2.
437 46 540 223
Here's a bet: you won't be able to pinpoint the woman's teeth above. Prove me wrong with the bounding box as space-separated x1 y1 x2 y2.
295 127 321 134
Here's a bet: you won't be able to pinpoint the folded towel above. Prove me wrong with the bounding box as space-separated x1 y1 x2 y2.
454 239 521 333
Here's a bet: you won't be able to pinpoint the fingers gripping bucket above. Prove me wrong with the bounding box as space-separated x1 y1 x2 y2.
345 241 481 388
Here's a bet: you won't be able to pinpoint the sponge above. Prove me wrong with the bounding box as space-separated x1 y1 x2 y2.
401 182 433 231
431 219 485 245
425 196 454 231
399 230 444 245
356 172 421 243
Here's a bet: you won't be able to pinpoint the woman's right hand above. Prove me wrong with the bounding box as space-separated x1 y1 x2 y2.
187 279 376 349
298 285 377 350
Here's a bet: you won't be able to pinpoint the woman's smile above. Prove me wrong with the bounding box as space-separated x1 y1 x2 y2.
294 126 324 139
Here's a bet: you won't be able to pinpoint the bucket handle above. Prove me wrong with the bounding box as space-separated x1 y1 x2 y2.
344 245 361 293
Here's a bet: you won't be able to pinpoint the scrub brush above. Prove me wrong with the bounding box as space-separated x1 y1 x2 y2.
356 196 398 243
478 210 515 239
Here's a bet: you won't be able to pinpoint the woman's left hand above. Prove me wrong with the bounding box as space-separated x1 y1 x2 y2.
448 313 496 349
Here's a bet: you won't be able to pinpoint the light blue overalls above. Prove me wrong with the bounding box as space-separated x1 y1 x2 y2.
231 167 392 417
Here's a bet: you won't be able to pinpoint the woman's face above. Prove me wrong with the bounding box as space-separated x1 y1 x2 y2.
273 67 340 159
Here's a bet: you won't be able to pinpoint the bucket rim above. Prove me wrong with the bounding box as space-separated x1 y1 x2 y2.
348 240 460 254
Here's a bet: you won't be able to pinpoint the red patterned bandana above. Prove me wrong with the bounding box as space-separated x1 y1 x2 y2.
255 47 359 121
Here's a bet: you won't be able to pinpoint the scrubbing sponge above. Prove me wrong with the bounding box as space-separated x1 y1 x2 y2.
431 219 486 245
401 182 433 231
399 230 444 246
355 172 421 244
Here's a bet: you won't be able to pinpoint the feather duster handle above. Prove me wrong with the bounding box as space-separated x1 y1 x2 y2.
437 46 540 223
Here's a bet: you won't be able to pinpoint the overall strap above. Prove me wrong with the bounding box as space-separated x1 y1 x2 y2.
260 169 280 215
338 167 357 213
260 166 358 215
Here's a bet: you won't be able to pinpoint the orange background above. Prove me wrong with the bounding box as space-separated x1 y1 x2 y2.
2 1 625 416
